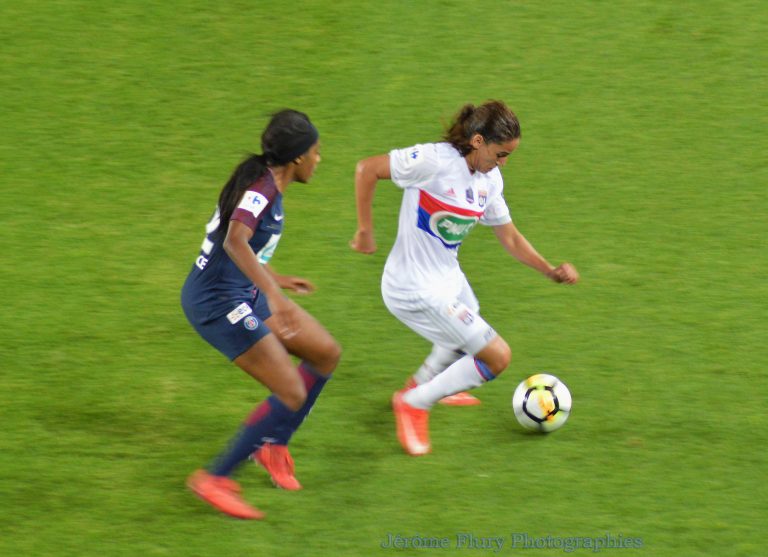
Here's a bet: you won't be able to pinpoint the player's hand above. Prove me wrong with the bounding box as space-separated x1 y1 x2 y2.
267 295 301 339
547 263 579 284
279 275 315 295
350 229 376 254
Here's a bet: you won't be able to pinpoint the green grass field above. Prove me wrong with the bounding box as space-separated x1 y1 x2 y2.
2 1 766 555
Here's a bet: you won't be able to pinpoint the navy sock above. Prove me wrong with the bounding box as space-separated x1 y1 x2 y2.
209 396 297 477
272 362 330 445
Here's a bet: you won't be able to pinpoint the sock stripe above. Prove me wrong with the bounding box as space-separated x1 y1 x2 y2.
244 399 272 426
474 358 495 382
298 362 324 391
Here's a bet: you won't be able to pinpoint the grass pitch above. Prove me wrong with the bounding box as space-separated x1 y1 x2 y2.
1 1 766 556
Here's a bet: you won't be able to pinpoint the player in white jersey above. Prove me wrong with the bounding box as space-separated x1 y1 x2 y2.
350 101 579 456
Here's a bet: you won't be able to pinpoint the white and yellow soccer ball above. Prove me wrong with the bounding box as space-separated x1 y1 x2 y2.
512 374 572 433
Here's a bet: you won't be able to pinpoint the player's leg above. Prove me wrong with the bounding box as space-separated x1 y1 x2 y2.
266 302 340 439
251 297 341 489
404 334 511 411
210 335 304 475
389 295 510 455
268 300 342 375
407 280 483 405
189 331 303 518
406 345 481 406
410 344 462 385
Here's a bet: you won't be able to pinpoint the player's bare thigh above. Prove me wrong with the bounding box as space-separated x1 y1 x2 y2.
265 302 341 376
234 334 306 410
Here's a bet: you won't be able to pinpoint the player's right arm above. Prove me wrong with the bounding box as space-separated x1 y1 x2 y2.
350 154 391 254
224 220 300 337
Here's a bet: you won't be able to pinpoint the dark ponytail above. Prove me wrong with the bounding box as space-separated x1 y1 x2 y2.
214 109 318 240
444 100 521 156
215 154 269 240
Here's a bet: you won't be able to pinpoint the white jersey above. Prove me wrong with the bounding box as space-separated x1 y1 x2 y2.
382 142 512 300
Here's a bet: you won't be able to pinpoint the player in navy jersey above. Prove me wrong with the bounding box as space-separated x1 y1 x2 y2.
182 110 341 519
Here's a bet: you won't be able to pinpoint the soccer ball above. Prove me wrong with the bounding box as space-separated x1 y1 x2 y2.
512 374 572 433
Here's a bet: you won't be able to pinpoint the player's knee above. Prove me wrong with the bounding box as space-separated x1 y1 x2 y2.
485 339 512 375
326 339 342 370
314 338 342 374
496 342 512 374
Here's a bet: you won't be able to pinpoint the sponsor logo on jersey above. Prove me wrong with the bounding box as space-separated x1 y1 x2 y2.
433 213 476 242
243 316 259 330
417 191 483 249
195 255 209 270
238 191 269 218
465 188 474 203
227 302 253 324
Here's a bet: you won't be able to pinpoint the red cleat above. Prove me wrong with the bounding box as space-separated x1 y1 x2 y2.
404 377 481 406
253 443 302 491
437 391 481 406
392 389 431 456
187 470 264 520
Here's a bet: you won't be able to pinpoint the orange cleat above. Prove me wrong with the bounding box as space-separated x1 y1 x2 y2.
392 389 431 456
404 377 481 406
438 391 481 406
253 443 302 491
187 470 264 520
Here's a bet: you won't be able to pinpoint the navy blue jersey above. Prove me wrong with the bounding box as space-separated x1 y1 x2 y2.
182 173 284 323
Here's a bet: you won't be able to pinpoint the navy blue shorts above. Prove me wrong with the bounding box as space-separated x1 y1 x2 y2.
183 291 273 360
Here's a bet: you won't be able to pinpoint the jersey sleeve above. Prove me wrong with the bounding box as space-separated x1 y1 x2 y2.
389 143 440 189
480 194 512 226
480 174 513 226
231 179 276 230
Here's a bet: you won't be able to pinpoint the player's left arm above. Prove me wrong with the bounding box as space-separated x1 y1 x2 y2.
263 263 315 294
492 222 579 284
350 154 392 254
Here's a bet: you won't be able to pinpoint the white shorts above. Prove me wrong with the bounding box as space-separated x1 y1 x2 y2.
382 279 497 355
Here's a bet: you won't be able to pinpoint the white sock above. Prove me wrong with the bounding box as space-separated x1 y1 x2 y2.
413 345 463 384
405 356 494 409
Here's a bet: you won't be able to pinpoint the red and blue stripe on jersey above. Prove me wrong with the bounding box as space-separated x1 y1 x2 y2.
416 190 484 249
